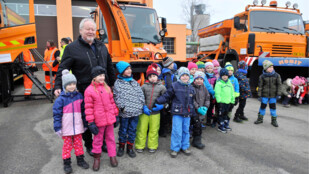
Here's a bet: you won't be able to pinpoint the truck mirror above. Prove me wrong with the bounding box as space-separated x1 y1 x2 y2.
161 17 167 30
234 16 240 30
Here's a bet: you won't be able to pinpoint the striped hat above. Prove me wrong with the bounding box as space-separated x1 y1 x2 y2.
162 57 174 68
225 62 234 71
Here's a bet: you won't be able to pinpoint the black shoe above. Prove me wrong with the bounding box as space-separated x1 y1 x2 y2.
127 143 136 158
63 158 73 174
239 114 248 121
254 114 264 124
271 117 279 127
192 136 205 149
76 155 89 169
86 148 94 156
117 143 125 157
233 115 243 123
102 141 108 153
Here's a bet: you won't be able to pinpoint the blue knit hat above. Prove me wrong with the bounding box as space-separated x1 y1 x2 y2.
156 63 162 71
225 62 234 71
238 60 248 70
220 68 229 77
116 61 130 74
178 67 190 78
194 71 205 81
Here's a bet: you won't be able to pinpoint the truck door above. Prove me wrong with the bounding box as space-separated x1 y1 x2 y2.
229 14 249 57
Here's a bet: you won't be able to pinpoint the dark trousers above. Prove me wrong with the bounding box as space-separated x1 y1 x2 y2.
190 116 202 137
206 99 215 123
80 100 93 149
159 107 172 135
218 103 230 123
235 98 247 115
282 95 291 105
118 116 139 144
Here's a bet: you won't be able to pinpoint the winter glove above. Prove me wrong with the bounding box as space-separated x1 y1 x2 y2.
143 105 152 116
276 96 281 101
298 97 303 104
56 130 62 138
201 106 208 114
152 104 164 112
88 122 99 135
234 97 239 106
197 107 207 116
120 107 125 113
114 116 120 128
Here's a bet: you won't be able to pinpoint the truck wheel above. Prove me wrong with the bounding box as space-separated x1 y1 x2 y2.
249 61 262 98
0 68 12 107
230 60 238 71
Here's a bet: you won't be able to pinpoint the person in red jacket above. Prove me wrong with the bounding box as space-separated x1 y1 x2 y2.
84 66 119 171
299 77 309 104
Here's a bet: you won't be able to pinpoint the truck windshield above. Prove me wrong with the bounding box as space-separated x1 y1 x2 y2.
122 6 161 44
1 0 30 27
250 11 304 34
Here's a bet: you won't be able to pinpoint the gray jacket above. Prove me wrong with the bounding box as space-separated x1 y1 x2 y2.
258 72 282 98
142 81 166 115
192 83 210 116
280 79 292 97
113 79 145 118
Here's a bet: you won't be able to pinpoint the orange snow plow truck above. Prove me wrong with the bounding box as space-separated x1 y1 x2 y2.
197 0 309 95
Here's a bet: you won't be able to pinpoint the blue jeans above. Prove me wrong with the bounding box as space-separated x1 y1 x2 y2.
171 115 191 152
259 97 277 117
118 117 139 144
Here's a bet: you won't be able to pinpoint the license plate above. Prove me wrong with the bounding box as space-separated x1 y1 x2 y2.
132 43 144 47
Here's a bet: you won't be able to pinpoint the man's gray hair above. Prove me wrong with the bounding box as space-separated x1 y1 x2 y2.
79 18 97 30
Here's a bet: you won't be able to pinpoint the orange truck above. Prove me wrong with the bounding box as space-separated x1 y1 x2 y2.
93 0 173 81
197 0 309 95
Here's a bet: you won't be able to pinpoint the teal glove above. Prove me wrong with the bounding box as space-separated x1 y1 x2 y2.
197 107 207 116
201 106 208 114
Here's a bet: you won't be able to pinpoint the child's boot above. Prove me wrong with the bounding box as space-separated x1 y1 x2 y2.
126 142 136 158
110 156 118 167
239 113 248 121
192 135 205 149
233 113 243 123
217 122 227 133
271 117 278 127
254 114 264 124
63 158 73 174
117 142 125 157
92 153 101 171
224 120 232 131
76 155 89 169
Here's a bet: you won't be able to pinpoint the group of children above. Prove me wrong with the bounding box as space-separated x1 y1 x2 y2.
53 57 289 173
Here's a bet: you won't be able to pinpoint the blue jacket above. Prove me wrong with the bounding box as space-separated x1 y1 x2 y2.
203 76 215 97
229 75 240 97
235 70 252 99
53 91 87 136
156 81 196 117
162 68 177 89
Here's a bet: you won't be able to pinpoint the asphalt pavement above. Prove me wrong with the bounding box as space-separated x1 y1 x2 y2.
0 72 308 174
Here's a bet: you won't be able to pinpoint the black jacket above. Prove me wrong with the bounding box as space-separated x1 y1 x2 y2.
55 36 116 93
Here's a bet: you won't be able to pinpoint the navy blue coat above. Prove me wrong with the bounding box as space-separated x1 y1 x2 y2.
156 81 196 117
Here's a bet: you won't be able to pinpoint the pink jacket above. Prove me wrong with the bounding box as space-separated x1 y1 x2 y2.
84 82 118 127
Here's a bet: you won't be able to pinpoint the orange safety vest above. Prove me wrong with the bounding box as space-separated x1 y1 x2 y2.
23 50 36 67
42 47 59 72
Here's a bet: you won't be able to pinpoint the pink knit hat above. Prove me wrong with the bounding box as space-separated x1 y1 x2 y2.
212 59 220 67
187 62 198 71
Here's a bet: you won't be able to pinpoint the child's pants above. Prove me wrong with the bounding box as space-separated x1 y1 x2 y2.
171 115 190 152
135 113 160 150
282 95 291 105
190 116 202 136
118 116 139 144
206 99 215 123
259 97 277 117
92 125 116 157
218 103 230 123
235 98 247 115
62 134 84 159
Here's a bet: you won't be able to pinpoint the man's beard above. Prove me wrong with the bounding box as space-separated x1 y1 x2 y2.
85 36 94 43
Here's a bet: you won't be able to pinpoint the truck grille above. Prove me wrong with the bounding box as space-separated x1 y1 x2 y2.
272 45 292 55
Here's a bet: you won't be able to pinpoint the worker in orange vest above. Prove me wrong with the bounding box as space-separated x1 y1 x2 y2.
23 49 37 99
42 40 60 90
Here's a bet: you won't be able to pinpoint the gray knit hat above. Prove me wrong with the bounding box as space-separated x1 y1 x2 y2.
178 67 190 78
263 60 273 70
62 69 77 89
194 71 205 80
162 57 174 68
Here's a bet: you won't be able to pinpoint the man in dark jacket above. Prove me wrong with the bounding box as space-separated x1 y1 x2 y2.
54 18 116 155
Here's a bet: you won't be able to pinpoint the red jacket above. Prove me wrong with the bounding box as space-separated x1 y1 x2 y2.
84 82 118 127
301 85 308 98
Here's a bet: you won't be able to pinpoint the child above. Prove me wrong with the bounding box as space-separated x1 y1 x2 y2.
204 62 217 127
188 62 198 83
192 71 210 149
212 59 221 80
215 68 235 133
84 66 118 171
156 67 196 158
299 78 309 104
162 57 177 89
291 76 305 105
280 78 293 107
225 62 240 121
234 61 252 121
135 63 166 153
113 61 145 158
255 60 282 127
196 61 205 73
156 63 163 82
53 69 89 174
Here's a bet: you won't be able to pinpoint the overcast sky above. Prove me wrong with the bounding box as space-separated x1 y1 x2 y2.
154 0 309 27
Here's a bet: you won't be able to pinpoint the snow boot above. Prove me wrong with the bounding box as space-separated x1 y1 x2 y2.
271 117 279 127
233 113 243 123
217 122 227 133
110 156 118 167
192 135 205 149
76 155 89 169
254 114 264 124
224 120 232 131
92 153 101 171
126 142 136 158
239 113 248 121
117 142 125 157
63 158 73 174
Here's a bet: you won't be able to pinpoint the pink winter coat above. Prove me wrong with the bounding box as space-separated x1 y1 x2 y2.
84 82 118 127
